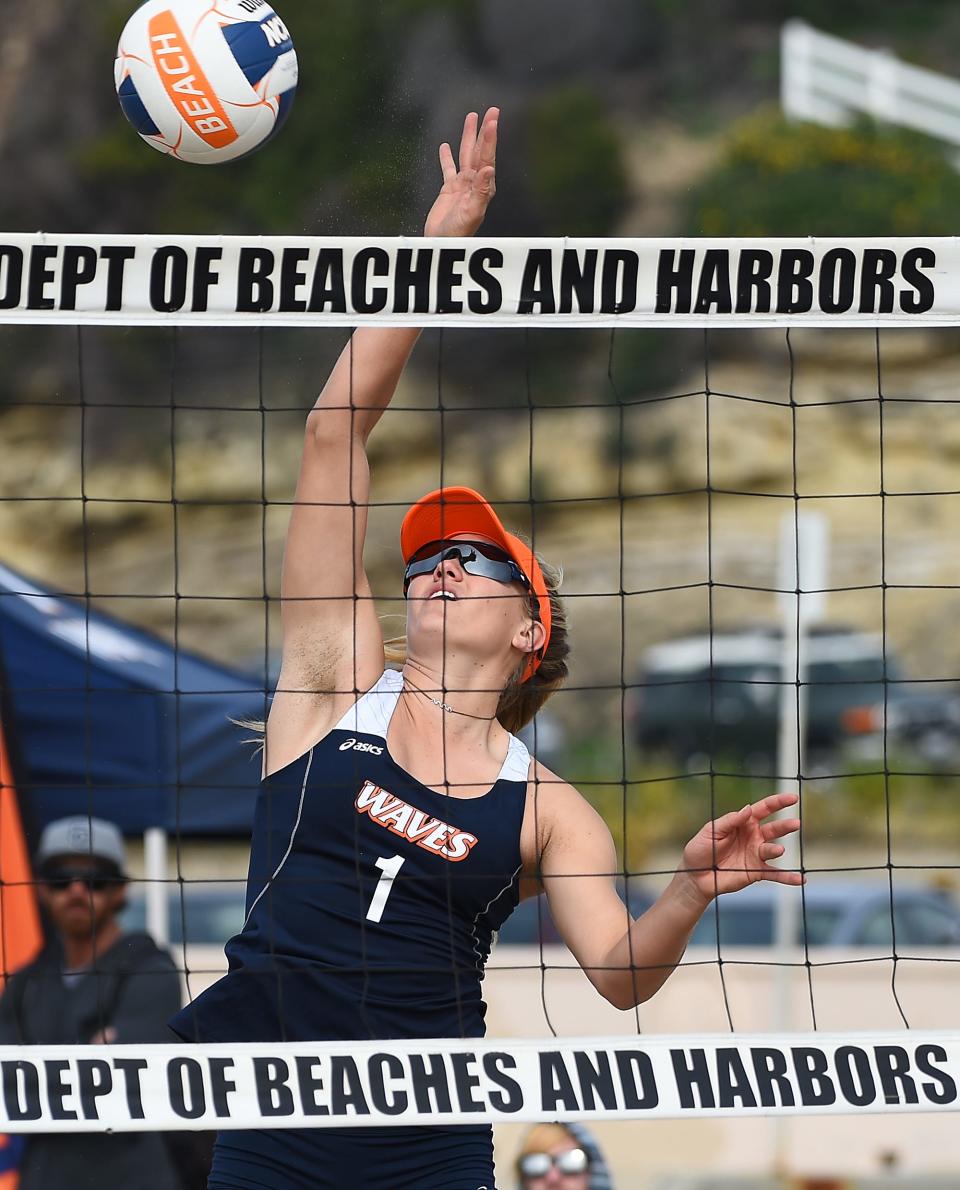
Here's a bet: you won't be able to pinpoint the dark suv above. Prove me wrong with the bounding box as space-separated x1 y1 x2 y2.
629 626 960 768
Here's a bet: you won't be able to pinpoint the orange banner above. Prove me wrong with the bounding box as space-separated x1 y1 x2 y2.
0 717 41 1185
0 720 42 985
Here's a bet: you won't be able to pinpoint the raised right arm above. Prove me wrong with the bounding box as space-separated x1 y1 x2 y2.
264 327 421 774
264 108 499 775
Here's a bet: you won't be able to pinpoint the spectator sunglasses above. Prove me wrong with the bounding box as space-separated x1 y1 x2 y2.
43 869 121 892
519 1147 590 1177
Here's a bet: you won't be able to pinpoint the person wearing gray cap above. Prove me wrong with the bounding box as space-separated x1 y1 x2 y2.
0 815 184 1190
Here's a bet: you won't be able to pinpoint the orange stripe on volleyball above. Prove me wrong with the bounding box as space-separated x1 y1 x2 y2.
148 9 238 149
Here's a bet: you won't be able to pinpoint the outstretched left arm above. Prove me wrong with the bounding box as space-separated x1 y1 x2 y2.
539 784 801 1010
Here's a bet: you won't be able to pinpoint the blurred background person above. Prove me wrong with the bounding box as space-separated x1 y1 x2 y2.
0 815 184 1190
515 1122 614 1189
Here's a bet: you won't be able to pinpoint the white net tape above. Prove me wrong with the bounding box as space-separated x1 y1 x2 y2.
0 233 954 328
1 1033 957 1132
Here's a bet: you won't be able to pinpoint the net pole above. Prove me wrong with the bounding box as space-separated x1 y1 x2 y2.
771 569 803 1175
144 826 169 948
774 511 830 1012
771 510 829 1172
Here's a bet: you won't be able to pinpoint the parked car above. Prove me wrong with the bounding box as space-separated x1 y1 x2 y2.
883 681 960 764
629 625 960 768
687 881 960 948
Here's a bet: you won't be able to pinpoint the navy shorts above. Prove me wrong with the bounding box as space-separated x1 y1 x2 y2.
207 1125 496 1190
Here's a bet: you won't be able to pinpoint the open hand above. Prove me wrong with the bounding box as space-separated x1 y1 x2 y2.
424 108 498 238
678 792 802 905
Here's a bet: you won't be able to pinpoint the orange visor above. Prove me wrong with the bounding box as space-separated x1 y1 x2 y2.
400 486 552 683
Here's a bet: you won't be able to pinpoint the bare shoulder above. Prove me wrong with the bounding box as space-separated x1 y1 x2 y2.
523 758 612 857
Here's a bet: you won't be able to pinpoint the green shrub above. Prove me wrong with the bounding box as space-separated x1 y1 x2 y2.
688 108 960 237
528 89 629 236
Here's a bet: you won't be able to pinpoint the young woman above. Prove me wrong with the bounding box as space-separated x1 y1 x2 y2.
513 1123 613 1190
514 1122 612 1190
172 108 801 1190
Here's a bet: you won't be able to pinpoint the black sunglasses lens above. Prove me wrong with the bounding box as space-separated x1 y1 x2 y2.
404 540 529 592
409 540 515 566
462 541 511 564
403 545 460 590
408 541 456 564
45 872 112 892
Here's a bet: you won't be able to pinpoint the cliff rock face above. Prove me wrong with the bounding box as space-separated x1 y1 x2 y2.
2 326 959 694
4 5 960 700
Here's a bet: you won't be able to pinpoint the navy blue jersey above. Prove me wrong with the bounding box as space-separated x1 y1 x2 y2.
171 670 529 1045
207 1123 495 1189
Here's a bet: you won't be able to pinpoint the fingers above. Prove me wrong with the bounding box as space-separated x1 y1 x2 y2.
456 108 499 173
706 801 801 841
756 868 805 886
438 141 456 184
469 164 496 206
747 792 799 820
477 106 499 169
761 816 801 841
708 806 750 837
442 109 498 192
758 839 788 861
458 111 478 173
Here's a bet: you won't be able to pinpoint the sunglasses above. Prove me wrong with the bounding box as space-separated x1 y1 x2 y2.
519 1148 589 1177
403 540 530 596
43 869 120 893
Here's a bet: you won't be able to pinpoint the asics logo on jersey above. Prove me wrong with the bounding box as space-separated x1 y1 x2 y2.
339 738 384 755
355 780 478 862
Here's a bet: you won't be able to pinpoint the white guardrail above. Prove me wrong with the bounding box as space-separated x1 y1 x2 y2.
781 19 960 151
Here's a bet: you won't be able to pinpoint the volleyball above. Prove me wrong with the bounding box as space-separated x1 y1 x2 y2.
114 0 297 165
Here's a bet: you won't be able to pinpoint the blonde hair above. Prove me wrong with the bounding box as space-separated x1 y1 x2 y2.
516 1122 578 1166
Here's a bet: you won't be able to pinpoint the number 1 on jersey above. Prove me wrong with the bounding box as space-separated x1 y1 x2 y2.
366 854 405 923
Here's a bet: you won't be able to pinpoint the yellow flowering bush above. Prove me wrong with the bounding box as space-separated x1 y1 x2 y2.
688 107 960 237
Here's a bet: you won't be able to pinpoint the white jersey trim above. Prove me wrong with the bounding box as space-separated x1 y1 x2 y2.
333 668 403 738
333 669 531 785
471 861 523 973
242 747 314 930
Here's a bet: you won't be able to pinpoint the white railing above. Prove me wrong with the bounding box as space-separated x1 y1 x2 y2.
781 19 960 149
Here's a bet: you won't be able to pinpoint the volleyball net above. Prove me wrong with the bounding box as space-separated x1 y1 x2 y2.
0 233 958 1135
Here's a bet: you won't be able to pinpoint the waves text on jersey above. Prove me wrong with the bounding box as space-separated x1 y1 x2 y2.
355 781 478 862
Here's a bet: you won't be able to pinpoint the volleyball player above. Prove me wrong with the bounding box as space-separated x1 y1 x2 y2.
171 107 801 1189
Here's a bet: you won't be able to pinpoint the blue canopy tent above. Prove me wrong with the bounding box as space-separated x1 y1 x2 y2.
0 561 265 839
